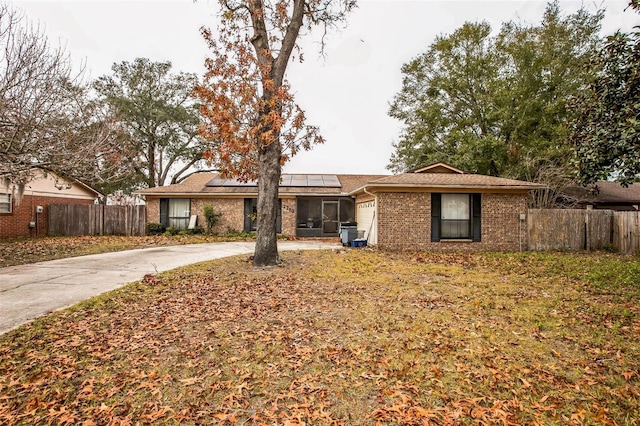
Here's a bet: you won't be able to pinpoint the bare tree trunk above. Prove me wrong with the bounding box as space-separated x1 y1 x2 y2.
147 144 156 188
254 140 281 266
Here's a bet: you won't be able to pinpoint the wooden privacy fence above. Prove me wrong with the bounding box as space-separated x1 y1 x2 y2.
48 204 146 236
614 211 640 255
528 209 640 254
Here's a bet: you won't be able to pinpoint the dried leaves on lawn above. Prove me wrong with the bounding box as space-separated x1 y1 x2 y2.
0 250 639 424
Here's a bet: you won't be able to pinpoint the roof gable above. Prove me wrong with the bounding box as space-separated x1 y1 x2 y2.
1 168 102 198
411 162 466 174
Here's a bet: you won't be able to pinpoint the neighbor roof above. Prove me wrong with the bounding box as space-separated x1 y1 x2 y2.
563 181 640 205
0 167 103 198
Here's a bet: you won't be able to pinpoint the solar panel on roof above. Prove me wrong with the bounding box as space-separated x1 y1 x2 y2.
207 174 342 188
322 175 341 187
290 176 307 186
280 175 292 186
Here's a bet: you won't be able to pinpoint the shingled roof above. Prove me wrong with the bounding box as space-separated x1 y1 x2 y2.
350 172 545 194
135 173 389 196
562 181 640 205
136 162 544 197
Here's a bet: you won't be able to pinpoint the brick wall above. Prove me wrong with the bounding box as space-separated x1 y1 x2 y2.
0 195 94 239
144 197 245 233
145 196 298 236
146 198 160 224
377 191 529 252
191 198 244 234
281 198 296 236
377 192 430 249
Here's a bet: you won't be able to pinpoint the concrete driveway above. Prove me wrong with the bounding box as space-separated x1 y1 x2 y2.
0 240 338 335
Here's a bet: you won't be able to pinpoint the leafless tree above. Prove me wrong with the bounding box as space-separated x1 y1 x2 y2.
0 4 134 196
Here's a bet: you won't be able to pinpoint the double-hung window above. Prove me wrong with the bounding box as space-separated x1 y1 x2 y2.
431 193 481 241
0 194 11 214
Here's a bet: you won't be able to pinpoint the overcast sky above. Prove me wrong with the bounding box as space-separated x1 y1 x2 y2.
12 0 640 177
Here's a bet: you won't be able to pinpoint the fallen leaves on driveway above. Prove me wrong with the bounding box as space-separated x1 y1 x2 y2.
0 250 638 424
0 235 252 268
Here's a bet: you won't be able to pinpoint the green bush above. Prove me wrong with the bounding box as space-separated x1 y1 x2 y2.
164 226 178 236
224 228 256 238
146 223 166 235
203 205 222 234
177 226 205 236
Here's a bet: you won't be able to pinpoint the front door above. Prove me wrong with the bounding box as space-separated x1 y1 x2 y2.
322 201 339 235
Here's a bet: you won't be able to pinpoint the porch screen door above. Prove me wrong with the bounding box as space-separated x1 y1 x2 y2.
322 201 339 234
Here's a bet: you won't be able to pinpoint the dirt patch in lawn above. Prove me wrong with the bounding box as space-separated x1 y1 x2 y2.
0 250 638 424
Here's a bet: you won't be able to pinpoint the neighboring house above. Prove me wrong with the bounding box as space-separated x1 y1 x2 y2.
136 163 544 251
0 169 102 239
560 182 640 211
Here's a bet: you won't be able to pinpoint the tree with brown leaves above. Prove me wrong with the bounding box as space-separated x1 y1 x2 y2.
195 0 356 266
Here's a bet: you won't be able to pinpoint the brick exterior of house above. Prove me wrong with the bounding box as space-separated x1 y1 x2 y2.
374 191 529 251
146 196 298 236
191 198 245 234
137 168 541 250
1 170 101 240
0 194 95 239
145 198 160 224
281 198 297 236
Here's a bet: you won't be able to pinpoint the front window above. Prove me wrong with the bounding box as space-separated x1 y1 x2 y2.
441 193 470 238
0 194 11 213
431 193 481 242
168 199 190 230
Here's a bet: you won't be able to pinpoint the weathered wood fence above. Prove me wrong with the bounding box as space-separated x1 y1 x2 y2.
48 205 146 236
528 209 640 254
613 211 640 255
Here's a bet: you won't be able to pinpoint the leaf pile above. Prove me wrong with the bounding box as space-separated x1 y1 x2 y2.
0 250 638 424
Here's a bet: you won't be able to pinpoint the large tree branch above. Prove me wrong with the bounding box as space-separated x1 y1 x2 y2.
272 0 305 85
248 0 273 73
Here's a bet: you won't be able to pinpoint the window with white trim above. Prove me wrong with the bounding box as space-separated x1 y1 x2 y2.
0 194 11 213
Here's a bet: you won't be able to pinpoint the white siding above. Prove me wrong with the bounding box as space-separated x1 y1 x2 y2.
357 200 377 244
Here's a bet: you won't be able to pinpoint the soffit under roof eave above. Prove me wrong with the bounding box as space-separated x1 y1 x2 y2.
350 183 546 195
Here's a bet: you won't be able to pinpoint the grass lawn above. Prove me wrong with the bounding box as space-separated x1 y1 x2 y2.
0 249 639 424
